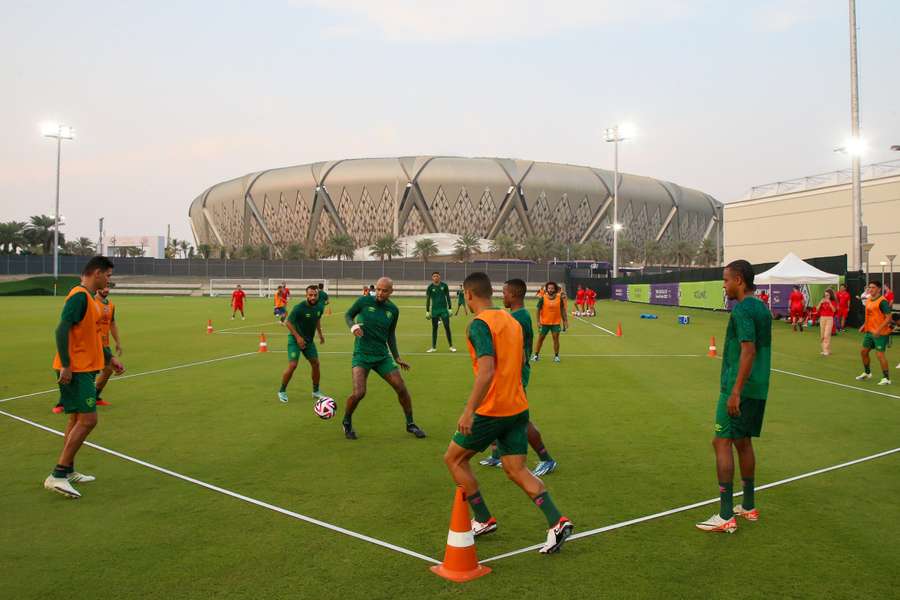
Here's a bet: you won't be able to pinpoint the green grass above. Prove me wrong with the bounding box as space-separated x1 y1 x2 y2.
1 295 899 599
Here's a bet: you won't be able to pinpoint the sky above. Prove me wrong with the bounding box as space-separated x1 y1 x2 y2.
1 0 898 245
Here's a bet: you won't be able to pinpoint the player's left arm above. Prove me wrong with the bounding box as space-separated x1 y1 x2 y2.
388 308 408 369
110 310 123 356
425 285 432 316
316 320 325 344
728 307 757 416
561 296 569 328
535 298 543 326
877 300 893 336
444 284 452 311
458 321 494 435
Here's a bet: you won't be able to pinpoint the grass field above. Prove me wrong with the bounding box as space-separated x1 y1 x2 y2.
2 292 899 599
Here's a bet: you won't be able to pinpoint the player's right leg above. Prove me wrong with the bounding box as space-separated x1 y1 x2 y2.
446 436 497 535
46 380 99 499
551 331 561 362
382 368 425 438
279 360 298 403
500 453 573 553
732 437 758 521
533 332 547 361
856 345 873 380
428 317 439 351
342 366 369 439
528 422 557 476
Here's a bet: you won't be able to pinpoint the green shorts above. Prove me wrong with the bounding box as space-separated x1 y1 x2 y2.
352 354 398 378
287 337 318 362
862 332 889 353
57 371 98 414
452 409 529 456
715 393 766 439
431 310 450 320
540 324 561 335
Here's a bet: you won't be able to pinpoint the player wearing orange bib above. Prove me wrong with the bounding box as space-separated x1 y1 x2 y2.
532 281 567 363
45 256 125 499
274 285 288 323
855 280 893 385
92 284 123 407
442 272 573 554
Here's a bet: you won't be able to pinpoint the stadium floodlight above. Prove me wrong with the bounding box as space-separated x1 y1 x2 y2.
605 122 636 278
41 122 75 295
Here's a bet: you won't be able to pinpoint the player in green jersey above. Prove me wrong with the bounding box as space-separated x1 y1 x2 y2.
342 277 426 440
279 285 327 403
426 271 456 352
479 278 558 476
317 282 332 316
697 260 772 534
454 284 468 316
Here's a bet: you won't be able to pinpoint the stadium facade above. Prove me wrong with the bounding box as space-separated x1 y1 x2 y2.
189 156 723 259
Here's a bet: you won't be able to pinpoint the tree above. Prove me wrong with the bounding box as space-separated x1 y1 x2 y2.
126 246 145 258
666 240 696 267
369 235 403 261
284 243 305 260
197 243 212 259
520 236 550 262
240 245 257 259
67 237 96 256
696 238 718 267
412 238 439 262
452 233 481 262
0 221 26 254
179 240 191 259
641 239 663 266
489 234 518 259
165 238 178 259
24 215 62 254
617 238 639 264
258 244 271 260
578 240 610 262
325 234 356 261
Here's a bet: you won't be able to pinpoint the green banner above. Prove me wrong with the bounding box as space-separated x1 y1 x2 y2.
680 281 725 310
628 283 651 304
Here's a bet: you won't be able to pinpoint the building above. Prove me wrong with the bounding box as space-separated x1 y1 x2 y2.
724 161 900 268
100 235 166 259
189 156 722 259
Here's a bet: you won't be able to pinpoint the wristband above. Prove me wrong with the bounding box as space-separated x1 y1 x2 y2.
350 324 362 333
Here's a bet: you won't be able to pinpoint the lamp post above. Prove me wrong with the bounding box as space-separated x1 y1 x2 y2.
605 123 635 279
887 255 896 295
862 242 874 286
880 261 887 283
41 122 75 295
848 0 863 273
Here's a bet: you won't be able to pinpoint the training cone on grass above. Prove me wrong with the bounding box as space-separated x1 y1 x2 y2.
616 322 623 337
430 487 491 583
708 336 717 357
258 333 268 353
206 319 214 334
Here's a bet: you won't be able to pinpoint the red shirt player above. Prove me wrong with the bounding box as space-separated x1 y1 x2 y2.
231 285 247 320
281 282 291 302
885 286 895 306
759 290 769 306
586 288 597 315
789 286 805 332
836 284 851 331
575 286 586 314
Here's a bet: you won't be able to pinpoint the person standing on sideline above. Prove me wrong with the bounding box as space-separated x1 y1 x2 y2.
789 285 805 332
836 283 851 332
817 289 837 356
231 284 246 320
454 284 468 316
425 271 455 352
697 260 772 533
854 281 893 386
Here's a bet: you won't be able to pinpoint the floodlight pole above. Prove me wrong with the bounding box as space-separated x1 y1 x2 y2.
888 254 896 294
53 133 61 293
613 132 619 279
849 0 863 273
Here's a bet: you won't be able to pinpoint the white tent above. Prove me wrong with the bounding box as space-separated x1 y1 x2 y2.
754 252 840 285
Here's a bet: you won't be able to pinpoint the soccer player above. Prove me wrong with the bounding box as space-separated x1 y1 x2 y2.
836 283 851 332
696 260 771 533
231 284 246 320
454 284 468 316
274 285 288 323
854 280 892 386
93 284 123 407
480 278 558 476
789 285 805 332
426 271 455 353
317 282 331 316
532 281 567 363
574 285 585 316
281 281 291 302
342 277 425 440
279 285 327 403
586 287 597 317
45 256 125 499
442 272 573 553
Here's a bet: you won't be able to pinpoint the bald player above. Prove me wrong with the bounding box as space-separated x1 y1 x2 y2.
341 277 426 440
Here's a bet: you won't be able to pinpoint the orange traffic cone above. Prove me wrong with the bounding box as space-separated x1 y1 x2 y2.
616 322 623 337
708 336 717 357
430 487 491 583
206 319 214 334
258 333 268 353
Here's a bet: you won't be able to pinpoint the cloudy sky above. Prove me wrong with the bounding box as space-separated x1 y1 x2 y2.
2 0 898 244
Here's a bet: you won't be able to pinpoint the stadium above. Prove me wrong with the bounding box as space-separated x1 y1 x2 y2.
189 156 723 258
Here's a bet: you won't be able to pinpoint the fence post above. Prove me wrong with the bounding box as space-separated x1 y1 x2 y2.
225 259 229 278
242 260 246 277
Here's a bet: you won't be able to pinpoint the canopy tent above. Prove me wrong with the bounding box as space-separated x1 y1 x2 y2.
754 252 840 285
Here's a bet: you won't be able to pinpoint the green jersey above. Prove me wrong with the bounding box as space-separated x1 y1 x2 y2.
318 290 329 304
427 282 451 314
287 299 325 340
721 296 772 400
456 290 465 303
510 307 533 387
346 295 400 360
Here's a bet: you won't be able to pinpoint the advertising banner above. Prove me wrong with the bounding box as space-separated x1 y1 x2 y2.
650 283 680 306
628 283 651 304
612 284 628 301
679 281 725 310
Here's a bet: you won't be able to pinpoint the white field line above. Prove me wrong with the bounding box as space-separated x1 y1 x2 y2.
219 331 613 338
0 408 439 565
772 368 900 400
0 352 258 405
267 350 701 359
481 446 900 563
573 315 617 336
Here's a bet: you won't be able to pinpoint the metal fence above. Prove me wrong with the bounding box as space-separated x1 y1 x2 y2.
2 255 566 283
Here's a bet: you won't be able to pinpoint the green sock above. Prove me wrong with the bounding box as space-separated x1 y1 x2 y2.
467 490 492 522
404 412 414 426
864 365 871 374
536 446 552 462
313 383 319 393
742 478 755 510
279 384 287 393
490 446 500 460
719 482 734 519
52 464 69 478
533 492 562 527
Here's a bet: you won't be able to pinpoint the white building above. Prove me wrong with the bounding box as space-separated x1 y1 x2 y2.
100 235 166 259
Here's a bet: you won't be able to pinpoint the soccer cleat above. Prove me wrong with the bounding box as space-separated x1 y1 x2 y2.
531 354 540 362
277 391 289 403
532 460 558 477
539 517 574 554
52 405 64 414
426 348 437 353
406 423 427 438
855 372 872 381
479 456 503 468
67 472 96 484
695 514 737 533
312 390 325 400
342 421 358 440
553 355 561 363
878 378 892 386
241 316 245 320
44 475 81 499
449 347 457 352
96 398 110 406
733 504 759 521
471 517 498 537
231 316 235 320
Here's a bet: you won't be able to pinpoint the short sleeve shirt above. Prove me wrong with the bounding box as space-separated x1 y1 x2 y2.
721 296 772 399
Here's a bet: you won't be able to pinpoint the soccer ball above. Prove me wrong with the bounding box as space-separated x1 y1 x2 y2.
314 396 337 420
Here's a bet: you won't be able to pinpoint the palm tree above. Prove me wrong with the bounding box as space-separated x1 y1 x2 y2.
489 234 518 259
240 245 257 259
72 237 95 256
0 221 26 254
197 243 212 259
641 239 663 266
258 244 271 260
369 235 403 261
126 246 145 258
696 238 718 266
579 240 610 262
325 234 356 261
25 215 60 254
412 238 439 262
520 236 550 262
665 240 696 267
453 233 481 262
179 240 191 259
617 238 639 265
165 238 178 259
284 243 305 260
